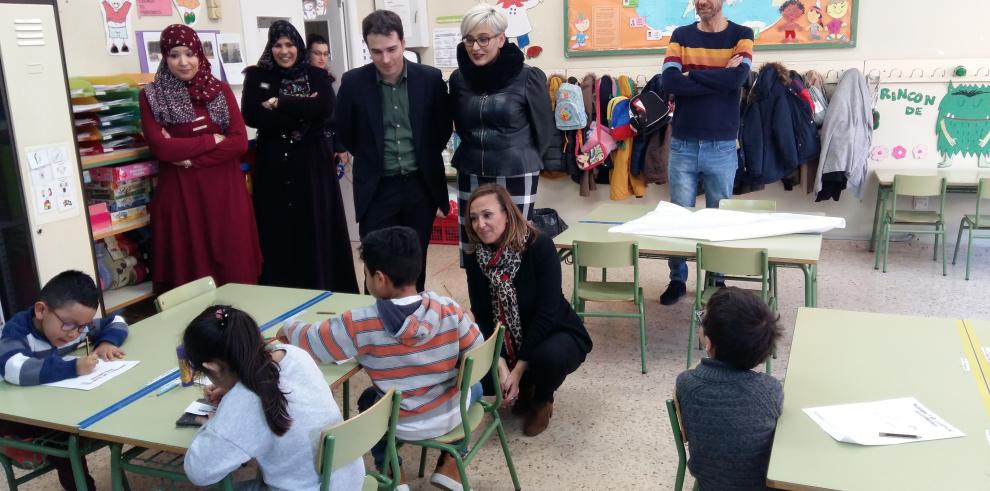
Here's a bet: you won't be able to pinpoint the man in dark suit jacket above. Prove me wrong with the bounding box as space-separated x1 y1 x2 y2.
336 10 452 293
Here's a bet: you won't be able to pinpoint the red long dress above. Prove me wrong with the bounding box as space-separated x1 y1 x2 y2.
139 84 263 293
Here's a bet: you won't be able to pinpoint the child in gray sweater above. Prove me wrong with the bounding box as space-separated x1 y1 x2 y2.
676 287 783 491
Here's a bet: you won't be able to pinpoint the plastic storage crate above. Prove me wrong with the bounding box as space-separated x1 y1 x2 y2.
430 214 459 245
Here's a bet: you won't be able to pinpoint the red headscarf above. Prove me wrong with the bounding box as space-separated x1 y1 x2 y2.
145 24 230 131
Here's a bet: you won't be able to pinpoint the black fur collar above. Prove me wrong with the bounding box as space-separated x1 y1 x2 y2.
456 42 525 94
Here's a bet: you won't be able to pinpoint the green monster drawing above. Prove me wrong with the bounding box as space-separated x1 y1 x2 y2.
935 82 990 168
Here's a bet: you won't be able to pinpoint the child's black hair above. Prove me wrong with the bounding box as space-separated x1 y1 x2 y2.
39 270 100 310
359 226 422 288
701 287 782 370
183 306 291 435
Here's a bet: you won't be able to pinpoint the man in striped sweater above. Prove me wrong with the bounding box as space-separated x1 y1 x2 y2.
659 0 755 305
0 270 129 490
280 226 482 491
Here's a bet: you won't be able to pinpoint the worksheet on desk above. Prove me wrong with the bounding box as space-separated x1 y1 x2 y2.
803 397 965 445
44 360 140 391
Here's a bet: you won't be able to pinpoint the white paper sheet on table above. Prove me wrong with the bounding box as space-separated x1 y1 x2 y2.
44 360 140 391
803 397 965 446
608 202 846 241
184 400 217 416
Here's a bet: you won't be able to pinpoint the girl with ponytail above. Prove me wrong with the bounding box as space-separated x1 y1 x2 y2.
182 305 364 490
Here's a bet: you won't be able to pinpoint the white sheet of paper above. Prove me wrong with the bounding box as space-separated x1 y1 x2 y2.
45 360 140 391
432 28 460 68
803 397 965 446
184 400 217 416
608 201 846 241
217 33 245 85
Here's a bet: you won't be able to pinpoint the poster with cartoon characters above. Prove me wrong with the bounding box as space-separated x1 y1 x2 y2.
564 0 856 57
98 0 135 55
871 81 990 170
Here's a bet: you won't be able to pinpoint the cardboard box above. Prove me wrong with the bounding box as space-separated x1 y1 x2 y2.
88 203 111 233
109 205 148 224
86 176 151 199
89 193 151 212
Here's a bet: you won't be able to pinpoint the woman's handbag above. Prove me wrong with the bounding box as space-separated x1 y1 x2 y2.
531 208 569 238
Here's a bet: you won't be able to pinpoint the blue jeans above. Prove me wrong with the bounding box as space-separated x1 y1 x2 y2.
365 382 484 471
666 137 738 282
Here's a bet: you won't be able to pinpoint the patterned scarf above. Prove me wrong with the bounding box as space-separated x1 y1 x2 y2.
144 24 230 132
256 20 311 97
475 239 526 364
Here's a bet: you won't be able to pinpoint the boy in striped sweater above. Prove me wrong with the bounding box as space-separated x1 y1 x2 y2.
0 270 129 490
280 226 482 491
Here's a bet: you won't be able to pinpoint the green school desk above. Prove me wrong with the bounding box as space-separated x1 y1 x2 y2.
553 203 823 306
766 308 990 490
869 169 990 252
0 283 325 489
77 291 372 491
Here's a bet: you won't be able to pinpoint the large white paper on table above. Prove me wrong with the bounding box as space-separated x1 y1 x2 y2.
608 202 846 241
803 397 965 446
44 360 140 391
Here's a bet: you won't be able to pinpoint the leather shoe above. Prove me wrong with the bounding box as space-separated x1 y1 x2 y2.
524 401 553 436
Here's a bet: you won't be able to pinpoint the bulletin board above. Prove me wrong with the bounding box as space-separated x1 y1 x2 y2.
564 0 857 58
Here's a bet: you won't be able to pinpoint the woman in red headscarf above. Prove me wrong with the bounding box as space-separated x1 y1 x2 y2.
139 24 262 293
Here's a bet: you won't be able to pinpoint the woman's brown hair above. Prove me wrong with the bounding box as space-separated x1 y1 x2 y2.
463 183 537 253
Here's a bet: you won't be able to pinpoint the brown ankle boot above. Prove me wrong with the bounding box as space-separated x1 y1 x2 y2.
524 401 553 436
511 384 535 416
429 452 464 491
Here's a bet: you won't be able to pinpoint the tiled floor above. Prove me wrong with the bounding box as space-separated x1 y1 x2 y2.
7 238 989 490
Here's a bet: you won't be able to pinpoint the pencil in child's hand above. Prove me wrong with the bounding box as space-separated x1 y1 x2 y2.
84 337 91 356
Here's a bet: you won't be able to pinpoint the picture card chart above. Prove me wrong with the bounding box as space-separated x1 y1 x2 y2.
25 143 81 223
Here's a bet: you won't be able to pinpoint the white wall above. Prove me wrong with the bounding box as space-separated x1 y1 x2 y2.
415 0 990 242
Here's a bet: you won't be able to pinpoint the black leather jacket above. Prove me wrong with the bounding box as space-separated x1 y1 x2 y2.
449 44 553 177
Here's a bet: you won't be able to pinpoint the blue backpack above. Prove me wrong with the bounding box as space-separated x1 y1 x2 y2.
554 82 588 131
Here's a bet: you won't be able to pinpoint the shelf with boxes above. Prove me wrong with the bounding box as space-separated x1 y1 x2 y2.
71 74 157 313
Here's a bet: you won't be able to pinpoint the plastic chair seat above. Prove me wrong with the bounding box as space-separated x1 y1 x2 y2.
429 402 485 444
362 475 378 491
962 214 990 228
885 210 941 224
576 281 637 302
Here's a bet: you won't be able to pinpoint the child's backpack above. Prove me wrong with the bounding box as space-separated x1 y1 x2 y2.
578 76 617 170
555 82 588 131
608 96 635 140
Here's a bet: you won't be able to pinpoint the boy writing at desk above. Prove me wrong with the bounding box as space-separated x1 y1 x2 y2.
279 226 483 491
0 270 129 490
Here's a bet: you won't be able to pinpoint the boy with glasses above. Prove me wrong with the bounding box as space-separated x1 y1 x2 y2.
0 270 129 489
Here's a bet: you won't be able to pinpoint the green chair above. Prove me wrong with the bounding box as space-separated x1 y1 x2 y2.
319 388 401 491
718 198 776 212
571 241 647 374
0 433 105 491
688 243 774 372
952 178 990 280
154 276 216 312
404 326 521 491
665 398 699 491
874 175 947 275
110 444 235 491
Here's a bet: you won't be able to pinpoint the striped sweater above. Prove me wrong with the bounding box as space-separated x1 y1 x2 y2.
283 292 483 440
661 21 754 141
0 307 129 385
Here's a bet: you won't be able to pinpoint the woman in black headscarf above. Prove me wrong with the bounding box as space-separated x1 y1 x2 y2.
242 20 358 292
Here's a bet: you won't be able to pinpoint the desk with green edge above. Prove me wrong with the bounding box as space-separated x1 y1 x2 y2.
0 283 325 489
77 291 373 491
869 169 990 252
553 203 823 306
766 308 990 490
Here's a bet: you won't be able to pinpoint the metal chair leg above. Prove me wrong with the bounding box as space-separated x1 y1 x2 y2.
953 217 967 264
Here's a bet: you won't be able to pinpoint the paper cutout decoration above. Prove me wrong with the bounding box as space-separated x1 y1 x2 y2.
912 144 928 160
493 0 541 49
137 0 171 16
935 82 990 168
172 0 202 26
870 145 888 161
891 145 907 160
98 0 135 55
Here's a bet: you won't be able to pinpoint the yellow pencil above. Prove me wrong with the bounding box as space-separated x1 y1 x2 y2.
84 337 91 356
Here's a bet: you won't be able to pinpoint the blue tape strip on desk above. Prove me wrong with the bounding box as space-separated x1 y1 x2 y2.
77 291 334 429
578 220 624 225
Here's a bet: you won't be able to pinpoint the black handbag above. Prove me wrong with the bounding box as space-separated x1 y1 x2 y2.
531 208 569 238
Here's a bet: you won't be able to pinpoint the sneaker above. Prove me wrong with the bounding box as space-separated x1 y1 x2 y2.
660 281 687 305
429 453 463 491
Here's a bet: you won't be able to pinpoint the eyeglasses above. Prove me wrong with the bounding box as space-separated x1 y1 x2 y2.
48 307 93 333
310 51 330 58
462 35 496 47
694 310 705 326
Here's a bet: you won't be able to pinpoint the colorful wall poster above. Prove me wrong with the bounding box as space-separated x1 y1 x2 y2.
98 0 135 55
564 0 857 57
